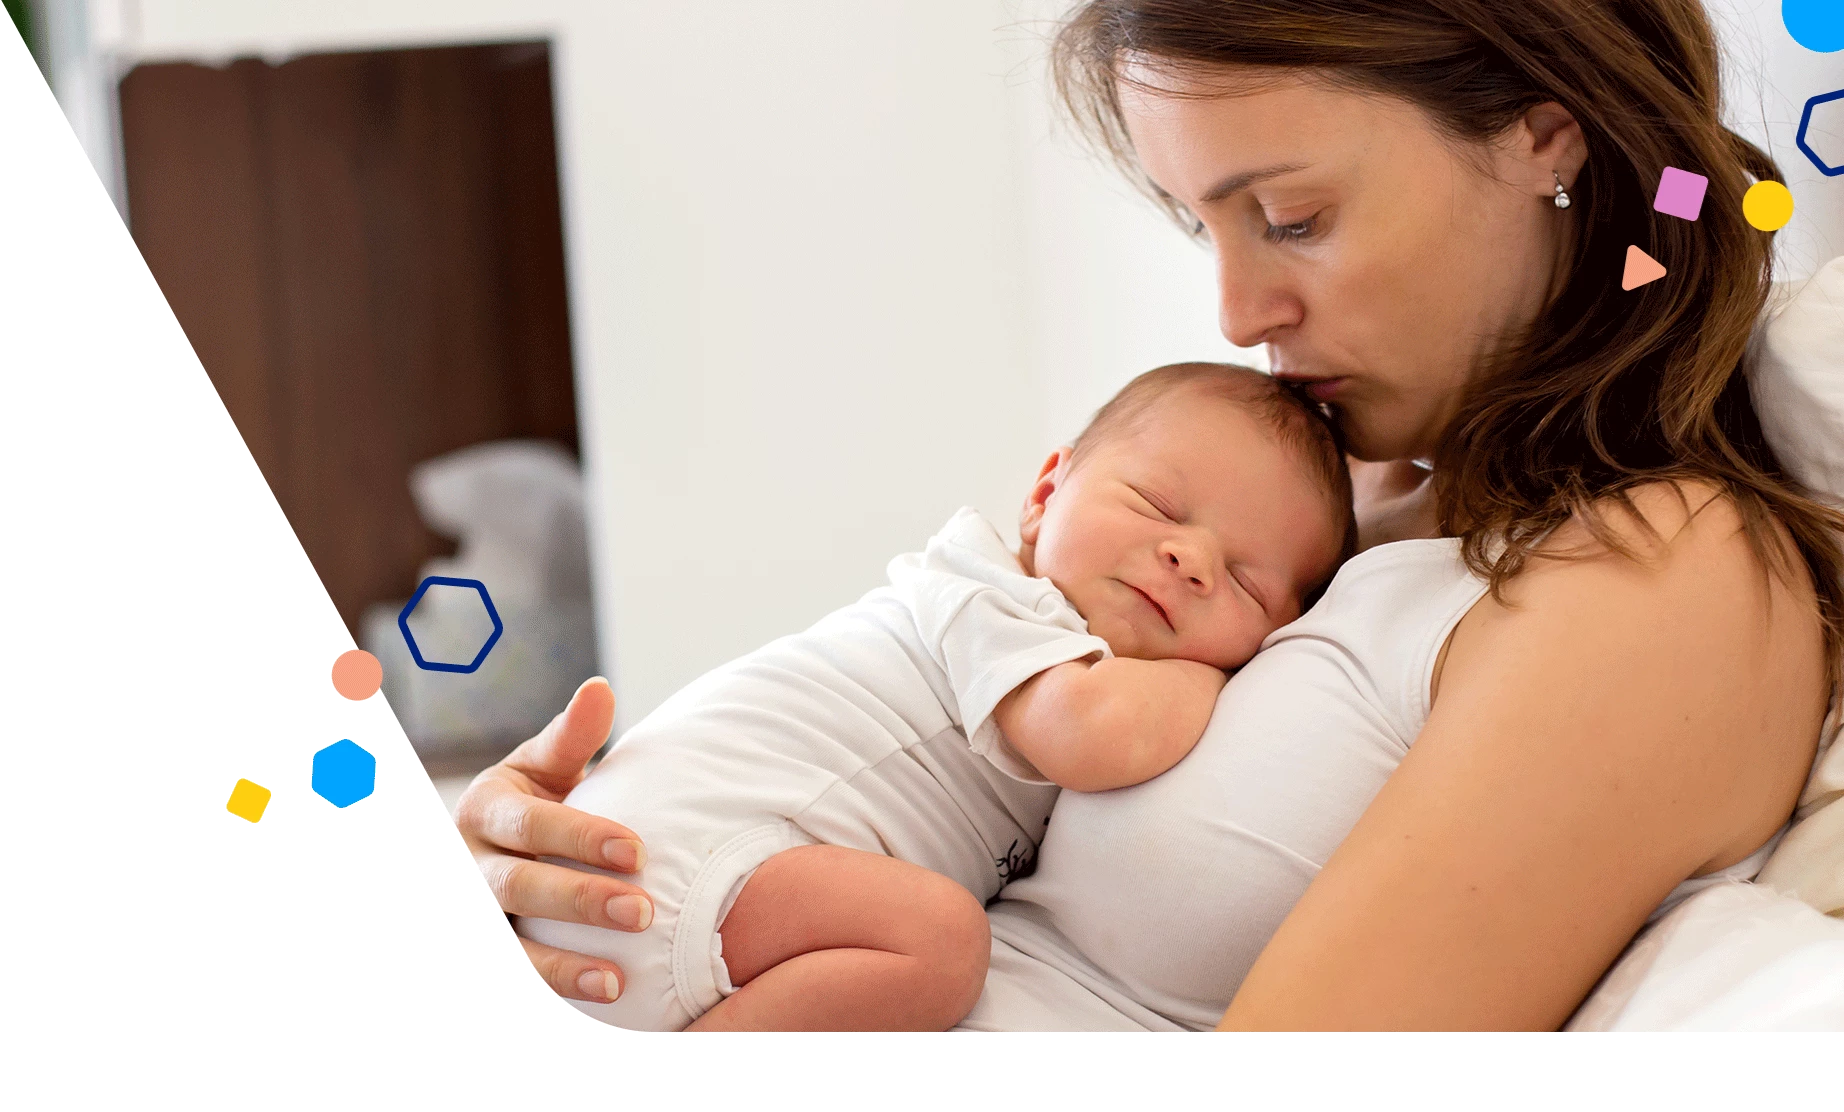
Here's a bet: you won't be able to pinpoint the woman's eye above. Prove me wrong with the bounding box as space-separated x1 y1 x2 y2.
1263 215 1318 244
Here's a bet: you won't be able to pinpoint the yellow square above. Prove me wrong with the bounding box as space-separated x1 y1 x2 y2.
226 778 272 823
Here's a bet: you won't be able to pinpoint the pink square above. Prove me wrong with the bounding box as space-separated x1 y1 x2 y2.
1654 167 1708 221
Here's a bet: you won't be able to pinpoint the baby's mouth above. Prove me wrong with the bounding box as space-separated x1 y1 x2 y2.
1124 582 1172 631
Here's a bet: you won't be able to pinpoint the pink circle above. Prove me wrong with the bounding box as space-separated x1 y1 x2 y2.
331 649 383 700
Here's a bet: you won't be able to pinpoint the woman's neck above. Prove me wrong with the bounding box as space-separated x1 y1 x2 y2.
1350 458 1442 551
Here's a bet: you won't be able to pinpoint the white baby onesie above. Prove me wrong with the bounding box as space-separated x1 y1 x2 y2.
517 508 1110 1030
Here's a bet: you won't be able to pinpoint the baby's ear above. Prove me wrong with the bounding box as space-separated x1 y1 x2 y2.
1019 447 1073 545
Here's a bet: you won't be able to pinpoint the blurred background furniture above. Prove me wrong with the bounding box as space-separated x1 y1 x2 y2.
116 40 579 643
362 440 598 780
116 39 589 785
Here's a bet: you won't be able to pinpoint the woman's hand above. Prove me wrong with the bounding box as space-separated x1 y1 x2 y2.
454 676 655 1004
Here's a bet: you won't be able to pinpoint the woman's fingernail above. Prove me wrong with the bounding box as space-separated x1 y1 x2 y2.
608 895 653 931
603 838 645 872
577 969 621 1002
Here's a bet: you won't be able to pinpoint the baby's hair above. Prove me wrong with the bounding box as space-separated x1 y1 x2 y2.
1071 362 1360 599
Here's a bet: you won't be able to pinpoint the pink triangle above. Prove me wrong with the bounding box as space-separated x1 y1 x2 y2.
1623 245 1666 290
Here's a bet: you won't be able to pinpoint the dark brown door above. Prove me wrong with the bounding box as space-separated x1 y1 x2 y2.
118 42 579 636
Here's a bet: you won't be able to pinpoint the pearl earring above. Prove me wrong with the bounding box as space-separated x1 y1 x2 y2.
1553 172 1572 210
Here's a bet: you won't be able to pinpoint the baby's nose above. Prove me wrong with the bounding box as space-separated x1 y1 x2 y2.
1163 547 1214 592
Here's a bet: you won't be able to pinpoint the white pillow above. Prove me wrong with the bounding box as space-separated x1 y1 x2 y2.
1746 256 1844 919
1567 881 1844 1030
1751 257 1844 506
1759 789 1844 915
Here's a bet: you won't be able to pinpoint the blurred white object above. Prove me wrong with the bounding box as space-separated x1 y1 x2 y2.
410 439 593 607
1568 881 1844 1031
1759 675 1843 921
362 440 598 759
1750 256 1844 504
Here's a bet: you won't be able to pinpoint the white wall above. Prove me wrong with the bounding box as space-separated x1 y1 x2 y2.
539 5 1042 732
998 0 1259 448
87 0 1844 731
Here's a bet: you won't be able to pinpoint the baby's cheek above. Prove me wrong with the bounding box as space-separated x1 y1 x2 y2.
1206 619 1269 671
1093 613 1142 660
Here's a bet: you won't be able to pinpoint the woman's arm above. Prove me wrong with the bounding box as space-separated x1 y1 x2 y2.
1219 483 1828 1030
454 677 657 1004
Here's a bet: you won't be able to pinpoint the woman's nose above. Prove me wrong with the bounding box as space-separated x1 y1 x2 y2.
1160 540 1216 594
1217 256 1302 349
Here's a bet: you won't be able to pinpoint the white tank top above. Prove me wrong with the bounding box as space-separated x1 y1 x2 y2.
963 536 1790 1031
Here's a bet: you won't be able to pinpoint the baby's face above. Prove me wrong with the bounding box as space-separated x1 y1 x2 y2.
1020 395 1344 670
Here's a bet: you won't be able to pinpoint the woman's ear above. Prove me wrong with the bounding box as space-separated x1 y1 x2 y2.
1018 447 1073 549
1514 101 1587 196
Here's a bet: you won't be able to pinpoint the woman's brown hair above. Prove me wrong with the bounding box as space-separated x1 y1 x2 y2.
1052 0 1844 669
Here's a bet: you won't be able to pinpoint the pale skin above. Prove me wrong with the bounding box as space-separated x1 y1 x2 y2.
683 392 1340 1030
458 72 1828 1030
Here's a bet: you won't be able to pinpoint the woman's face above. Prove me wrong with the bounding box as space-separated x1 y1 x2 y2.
1118 70 1579 462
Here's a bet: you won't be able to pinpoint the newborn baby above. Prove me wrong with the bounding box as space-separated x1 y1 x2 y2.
517 362 1356 1030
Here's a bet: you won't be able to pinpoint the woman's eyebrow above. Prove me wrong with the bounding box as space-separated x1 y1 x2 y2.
1198 162 1309 204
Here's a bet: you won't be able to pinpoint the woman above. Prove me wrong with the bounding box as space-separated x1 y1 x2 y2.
456 0 1841 1030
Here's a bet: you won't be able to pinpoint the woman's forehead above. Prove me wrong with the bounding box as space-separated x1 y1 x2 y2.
1115 56 1310 104
1117 73 1439 194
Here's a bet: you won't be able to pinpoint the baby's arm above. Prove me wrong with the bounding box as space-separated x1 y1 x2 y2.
687 845 989 1031
992 657 1227 792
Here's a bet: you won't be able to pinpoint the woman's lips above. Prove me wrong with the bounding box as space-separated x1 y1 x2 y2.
1275 373 1346 403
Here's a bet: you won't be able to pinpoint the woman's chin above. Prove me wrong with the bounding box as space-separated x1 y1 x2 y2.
1333 423 1396 464
1332 412 1430 465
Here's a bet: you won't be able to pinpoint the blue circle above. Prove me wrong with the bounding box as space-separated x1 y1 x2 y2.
1785 0 1844 53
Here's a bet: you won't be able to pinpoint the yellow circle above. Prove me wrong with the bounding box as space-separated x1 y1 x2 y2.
1743 180 1795 231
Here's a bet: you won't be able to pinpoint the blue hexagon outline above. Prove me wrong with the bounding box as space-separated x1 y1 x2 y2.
312 738 376 808
1796 88 1844 177
397 575 504 674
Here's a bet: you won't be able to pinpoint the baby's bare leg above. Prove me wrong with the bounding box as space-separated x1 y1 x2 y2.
685 845 990 1031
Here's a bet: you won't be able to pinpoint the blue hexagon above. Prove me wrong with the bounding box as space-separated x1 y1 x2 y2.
312 739 376 808
397 575 504 674
1796 88 1844 177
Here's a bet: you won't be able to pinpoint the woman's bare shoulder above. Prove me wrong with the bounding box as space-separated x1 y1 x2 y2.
1512 479 1814 608
1450 473 1825 864
1474 474 1821 713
